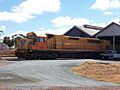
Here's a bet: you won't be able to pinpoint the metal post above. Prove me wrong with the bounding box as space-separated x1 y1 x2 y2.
113 36 115 51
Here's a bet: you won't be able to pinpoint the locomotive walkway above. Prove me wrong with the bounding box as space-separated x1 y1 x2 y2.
0 59 119 89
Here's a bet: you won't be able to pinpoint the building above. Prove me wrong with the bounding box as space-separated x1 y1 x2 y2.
64 22 120 51
64 26 90 37
0 43 9 51
64 25 102 38
94 22 120 51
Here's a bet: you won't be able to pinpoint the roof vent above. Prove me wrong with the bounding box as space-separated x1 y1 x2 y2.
83 24 104 30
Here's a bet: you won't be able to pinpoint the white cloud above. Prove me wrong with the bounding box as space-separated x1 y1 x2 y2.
1 16 120 40
0 25 6 31
0 11 33 23
103 11 113 15
0 0 61 23
52 16 91 27
12 0 61 14
103 11 119 16
92 23 108 27
53 16 120 28
51 16 118 28
2 26 70 39
0 30 28 42
93 20 120 27
110 0 120 9
5 31 28 38
0 25 6 41
91 0 110 11
32 27 70 36
92 18 120 27
91 0 120 11
111 18 120 24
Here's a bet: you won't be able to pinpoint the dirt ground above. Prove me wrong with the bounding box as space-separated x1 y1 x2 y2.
0 60 119 89
0 61 13 67
0 57 17 67
0 86 120 90
72 61 120 83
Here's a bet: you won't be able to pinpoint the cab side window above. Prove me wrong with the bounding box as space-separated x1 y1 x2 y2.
37 38 46 42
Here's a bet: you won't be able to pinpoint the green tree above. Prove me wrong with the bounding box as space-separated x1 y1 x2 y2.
3 36 14 47
0 31 3 43
0 31 3 35
12 34 25 47
12 34 25 39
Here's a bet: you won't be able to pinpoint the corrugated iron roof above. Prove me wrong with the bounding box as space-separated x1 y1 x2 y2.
94 22 120 37
77 26 100 36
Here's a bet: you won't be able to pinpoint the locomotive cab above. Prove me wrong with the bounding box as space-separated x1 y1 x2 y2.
25 32 47 50
31 36 48 50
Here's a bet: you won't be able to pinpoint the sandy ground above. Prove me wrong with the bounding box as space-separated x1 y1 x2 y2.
0 59 119 90
0 57 17 67
0 59 118 87
0 86 120 90
73 61 120 83
0 61 13 67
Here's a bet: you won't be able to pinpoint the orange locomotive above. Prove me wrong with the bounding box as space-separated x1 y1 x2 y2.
15 32 111 59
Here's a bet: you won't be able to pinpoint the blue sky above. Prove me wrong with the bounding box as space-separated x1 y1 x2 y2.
0 0 120 38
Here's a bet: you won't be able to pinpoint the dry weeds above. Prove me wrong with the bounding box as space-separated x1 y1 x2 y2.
73 61 120 83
